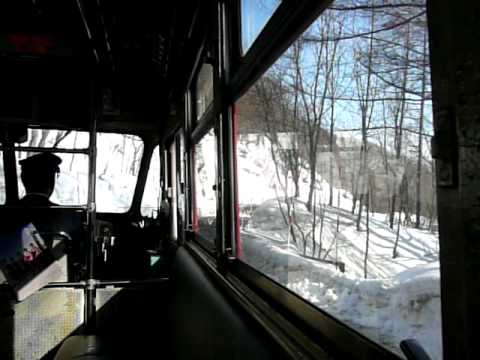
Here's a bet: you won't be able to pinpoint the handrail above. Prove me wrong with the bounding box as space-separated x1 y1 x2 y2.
0 145 89 154
43 277 170 289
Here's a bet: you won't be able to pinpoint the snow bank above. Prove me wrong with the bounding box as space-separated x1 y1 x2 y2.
240 192 441 358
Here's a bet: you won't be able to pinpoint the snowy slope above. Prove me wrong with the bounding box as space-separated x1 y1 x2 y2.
236 134 442 359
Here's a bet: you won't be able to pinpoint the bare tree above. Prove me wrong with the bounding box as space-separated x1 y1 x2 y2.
353 5 377 231
364 187 371 278
414 31 428 228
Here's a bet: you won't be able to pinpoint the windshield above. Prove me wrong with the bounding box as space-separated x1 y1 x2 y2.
13 129 143 212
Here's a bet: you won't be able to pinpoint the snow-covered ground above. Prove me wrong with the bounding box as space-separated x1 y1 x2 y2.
234 134 442 359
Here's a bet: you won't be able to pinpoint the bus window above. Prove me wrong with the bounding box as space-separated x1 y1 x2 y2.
96 133 143 213
0 153 5 204
193 128 217 248
234 0 440 358
15 129 90 205
20 129 90 149
176 133 186 231
196 63 214 121
241 0 280 54
16 152 89 206
15 130 143 211
141 145 161 217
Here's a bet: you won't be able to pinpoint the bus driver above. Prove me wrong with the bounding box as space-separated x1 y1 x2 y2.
18 153 62 206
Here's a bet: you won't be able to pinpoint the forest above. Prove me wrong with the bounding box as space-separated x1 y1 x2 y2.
237 0 436 266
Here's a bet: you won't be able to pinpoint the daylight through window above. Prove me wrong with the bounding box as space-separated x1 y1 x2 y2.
96 133 143 213
141 145 161 217
14 130 143 212
234 1 441 358
15 129 90 205
196 63 214 121
241 0 280 54
193 128 218 247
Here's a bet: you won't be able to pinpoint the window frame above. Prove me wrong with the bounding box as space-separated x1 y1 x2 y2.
239 0 282 56
220 0 437 359
230 0 334 101
175 130 187 242
140 144 162 218
186 18 224 255
177 0 445 358
1 128 150 215
194 61 215 124
191 124 220 255
94 131 148 215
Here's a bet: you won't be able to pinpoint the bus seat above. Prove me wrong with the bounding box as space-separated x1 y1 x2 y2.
54 335 113 360
168 246 287 360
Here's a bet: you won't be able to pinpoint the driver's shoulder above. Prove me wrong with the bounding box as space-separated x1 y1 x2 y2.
18 194 58 207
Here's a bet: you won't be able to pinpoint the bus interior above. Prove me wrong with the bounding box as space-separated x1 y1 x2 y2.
0 1 478 359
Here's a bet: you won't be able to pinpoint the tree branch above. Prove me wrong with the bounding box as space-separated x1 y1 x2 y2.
335 125 433 137
302 10 426 43
330 3 426 12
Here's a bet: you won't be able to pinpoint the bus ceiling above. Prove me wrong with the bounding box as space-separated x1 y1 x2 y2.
0 0 203 137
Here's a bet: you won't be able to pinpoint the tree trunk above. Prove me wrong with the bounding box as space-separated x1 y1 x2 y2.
307 155 317 212
312 190 317 257
415 32 428 229
393 205 402 258
318 206 325 259
389 23 411 229
364 189 370 279
328 89 336 206
356 192 364 231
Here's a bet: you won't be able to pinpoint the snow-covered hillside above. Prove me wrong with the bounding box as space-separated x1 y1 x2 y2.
235 134 442 359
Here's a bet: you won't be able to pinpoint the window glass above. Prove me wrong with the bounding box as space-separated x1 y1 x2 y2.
196 63 214 121
96 133 143 213
19 129 89 149
235 1 440 358
16 151 88 205
141 146 161 217
0 153 5 204
193 129 217 247
177 134 186 225
241 0 280 54
14 130 143 211
169 142 178 241
15 129 90 205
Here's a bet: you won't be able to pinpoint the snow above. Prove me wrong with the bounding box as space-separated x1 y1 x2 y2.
236 134 442 359
194 130 218 218
12 131 146 213
1 127 442 357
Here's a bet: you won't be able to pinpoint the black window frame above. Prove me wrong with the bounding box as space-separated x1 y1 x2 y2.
216 0 440 359
191 124 219 255
170 0 451 358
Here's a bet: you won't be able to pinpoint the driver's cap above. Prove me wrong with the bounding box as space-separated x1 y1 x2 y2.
19 153 62 173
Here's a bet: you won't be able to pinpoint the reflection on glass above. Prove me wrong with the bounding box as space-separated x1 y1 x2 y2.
141 146 161 217
196 63 214 121
235 1 441 358
193 129 217 246
241 0 280 54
